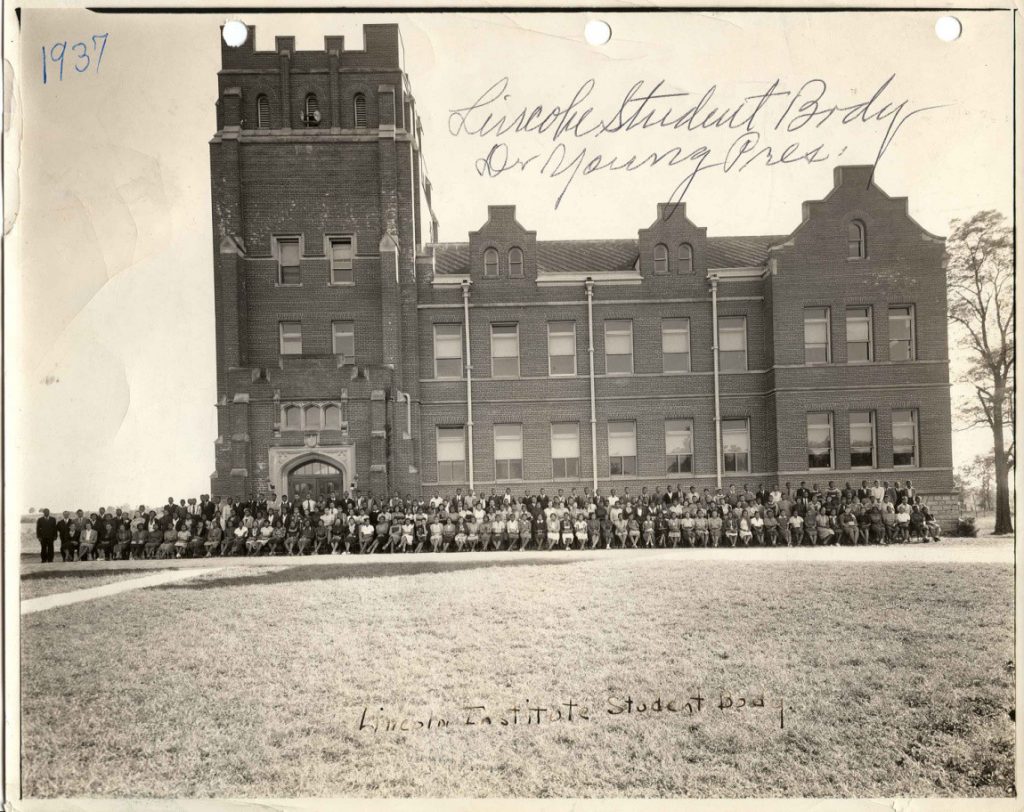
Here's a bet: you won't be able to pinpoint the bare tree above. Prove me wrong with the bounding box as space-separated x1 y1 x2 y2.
946 211 1014 534
960 453 995 513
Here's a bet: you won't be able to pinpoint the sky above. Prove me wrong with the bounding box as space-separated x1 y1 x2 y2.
7 7 1015 510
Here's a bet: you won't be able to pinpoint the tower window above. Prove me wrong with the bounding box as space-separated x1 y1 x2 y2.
848 220 866 259
323 405 343 430
304 405 322 430
304 94 321 127
329 238 353 284
276 237 301 285
279 322 302 355
354 93 367 128
256 95 270 129
332 320 355 364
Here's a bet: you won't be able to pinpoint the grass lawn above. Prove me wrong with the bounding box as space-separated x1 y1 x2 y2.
20 555 1014 798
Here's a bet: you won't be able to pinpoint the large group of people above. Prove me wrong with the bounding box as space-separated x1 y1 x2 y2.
32 478 945 563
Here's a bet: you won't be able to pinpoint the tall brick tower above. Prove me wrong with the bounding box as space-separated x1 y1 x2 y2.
209 25 435 502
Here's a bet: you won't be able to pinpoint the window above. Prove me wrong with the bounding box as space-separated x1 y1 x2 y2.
605 320 633 374
807 413 833 469
280 402 344 431
850 411 876 468
889 306 915 361
279 321 302 355
483 248 499 277
848 220 866 259
548 321 577 377
508 247 524 278
437 427 466 484
490 324 520 378
722 418 750 473
551 423 580 478
653 243 668 274
332 321 354 363
718 316 747 371
433 324 463 379
608 421 637 476
256 95 270 129
804 307 831 364
662 318 691 373
678 243 693 274
323 404 343 430
304 405 322 430
846 306 873 362
892 410 918 467
353 93 367 128
666 419 694 474
304 94 320 127
330 239 353 284
494 424 523 480
276 237 301 285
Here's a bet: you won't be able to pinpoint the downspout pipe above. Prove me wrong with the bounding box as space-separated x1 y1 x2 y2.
710 275 723 489
585 278 598 494
461 279 475 493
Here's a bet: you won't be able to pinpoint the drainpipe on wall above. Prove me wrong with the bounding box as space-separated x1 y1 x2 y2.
585 277 598 494
461 279 475 493
710 275 723 489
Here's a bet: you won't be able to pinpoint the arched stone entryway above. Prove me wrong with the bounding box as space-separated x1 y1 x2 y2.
288 459 344 501
268 446 355 501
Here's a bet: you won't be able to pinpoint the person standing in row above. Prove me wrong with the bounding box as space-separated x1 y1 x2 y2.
36 509 58 563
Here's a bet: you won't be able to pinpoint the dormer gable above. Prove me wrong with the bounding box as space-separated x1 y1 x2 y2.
467 205 538 280
782 165 944 261
637 202 707 277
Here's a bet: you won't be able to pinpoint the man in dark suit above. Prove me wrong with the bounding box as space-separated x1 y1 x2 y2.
199 494 217 523
57 511 77 562
36 509 58 563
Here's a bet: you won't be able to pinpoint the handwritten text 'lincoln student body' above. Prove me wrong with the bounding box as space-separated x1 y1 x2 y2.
448 75 943 212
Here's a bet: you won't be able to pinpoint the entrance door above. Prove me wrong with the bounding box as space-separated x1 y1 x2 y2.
288 460 344 502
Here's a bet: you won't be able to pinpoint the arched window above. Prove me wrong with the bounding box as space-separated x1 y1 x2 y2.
653 243 668 274
323 404 342 430
256 95 270 129
678 243 693 273
484 248 499 277
304 94 320 127
847 220 866 259
508 247 524 278
304 405 322 429
353 93 367 128
291 460 342 477
283 405 301 430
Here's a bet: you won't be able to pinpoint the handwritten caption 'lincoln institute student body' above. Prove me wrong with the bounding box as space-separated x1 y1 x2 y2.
357 691 785 734
448 75 944 211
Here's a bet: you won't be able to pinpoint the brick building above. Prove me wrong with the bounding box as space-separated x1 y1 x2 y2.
209 25 957 522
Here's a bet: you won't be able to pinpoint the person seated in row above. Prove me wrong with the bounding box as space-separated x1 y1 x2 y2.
79 521 97 560
788 512 804 546
708 511 723 548
738 511 753 546
723 510 739 547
